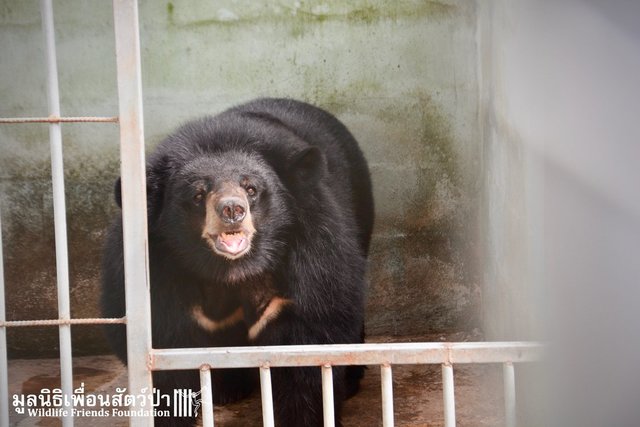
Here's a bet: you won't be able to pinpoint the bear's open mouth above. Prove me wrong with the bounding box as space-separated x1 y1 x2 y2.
213 230 251 259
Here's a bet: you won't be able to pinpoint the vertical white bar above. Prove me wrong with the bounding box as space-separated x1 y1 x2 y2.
200 366 215 427
184 388 189 417
380 364 394 427
321 365 335 427
0 212 10 427
112 1 154 426
40 2 73 426
260 366 275 427
503 362 516 427
442 364 456 427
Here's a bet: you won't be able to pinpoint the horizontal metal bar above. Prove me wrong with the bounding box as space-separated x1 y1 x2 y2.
151 342 544 371
0 317 126 327
0 116 118 124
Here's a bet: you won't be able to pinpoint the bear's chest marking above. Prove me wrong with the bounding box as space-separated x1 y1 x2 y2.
191 305 243 333
248 297 292 340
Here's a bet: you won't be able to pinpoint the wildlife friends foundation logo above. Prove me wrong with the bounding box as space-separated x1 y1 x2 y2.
12 383 202 419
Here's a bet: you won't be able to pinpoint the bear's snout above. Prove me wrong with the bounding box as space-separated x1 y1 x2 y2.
201 188 256 260
217 196 247 224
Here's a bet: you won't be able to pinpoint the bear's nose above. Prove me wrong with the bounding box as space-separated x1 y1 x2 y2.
217 196 247 224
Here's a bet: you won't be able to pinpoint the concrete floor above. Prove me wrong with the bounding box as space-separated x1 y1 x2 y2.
8 333 507 427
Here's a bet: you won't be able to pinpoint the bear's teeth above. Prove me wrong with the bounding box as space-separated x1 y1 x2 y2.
221 231 244 239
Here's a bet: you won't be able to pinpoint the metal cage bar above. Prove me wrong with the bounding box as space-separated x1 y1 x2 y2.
40 1 74 425
151 343 541 426
0 3 128 425
259 366 276 427
112 0 154 425
0 317 126 327
321 365 335 427
151 342 543 370
0 116 119 124
0 212 9 427
504 362 516 427
0 3 546 427
381 364 394 427
442 364 456 427
200 366 215 427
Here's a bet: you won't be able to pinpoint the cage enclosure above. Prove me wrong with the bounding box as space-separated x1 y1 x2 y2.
2 0 639 426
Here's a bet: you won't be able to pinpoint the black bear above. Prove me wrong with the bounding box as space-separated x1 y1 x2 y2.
101 98 374 426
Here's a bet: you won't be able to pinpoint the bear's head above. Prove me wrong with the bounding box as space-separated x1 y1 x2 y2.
113 115 327 283
160 152 287 262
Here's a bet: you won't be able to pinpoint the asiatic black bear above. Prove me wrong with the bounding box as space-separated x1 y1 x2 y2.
101 98 374 426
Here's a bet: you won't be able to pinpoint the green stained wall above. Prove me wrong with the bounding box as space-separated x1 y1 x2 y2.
0 0 481 357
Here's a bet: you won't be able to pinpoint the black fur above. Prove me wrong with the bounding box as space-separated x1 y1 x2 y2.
101 98 374 426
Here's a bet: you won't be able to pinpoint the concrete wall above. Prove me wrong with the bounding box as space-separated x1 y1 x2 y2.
476 1 544 341
477 1 640 425
0 0 482 357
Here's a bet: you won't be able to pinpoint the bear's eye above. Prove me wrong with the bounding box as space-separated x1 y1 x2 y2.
246 186 257 197
193 192 204 204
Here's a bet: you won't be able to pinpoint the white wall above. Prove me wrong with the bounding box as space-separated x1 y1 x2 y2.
480 0 640 425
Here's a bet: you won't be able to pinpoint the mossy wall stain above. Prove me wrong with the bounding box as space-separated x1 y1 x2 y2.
165 1 455 28
1 0 480 356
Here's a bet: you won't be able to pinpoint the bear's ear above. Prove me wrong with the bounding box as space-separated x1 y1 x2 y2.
145 159 169 226
112 156 169 227
287 146 326 192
